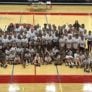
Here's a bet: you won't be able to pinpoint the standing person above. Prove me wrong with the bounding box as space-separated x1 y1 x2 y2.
79 36 86 53
21 35 28 48
59 35 66 61
66 35 73 51
87 31 92 52
52 33 59 47
59 35 66 49
73 20 80 31
2 34 8 50
72 34 80 54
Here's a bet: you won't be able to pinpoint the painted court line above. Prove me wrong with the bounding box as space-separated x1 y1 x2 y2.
55 65 63 92
0 75 92 83
0 12 92 16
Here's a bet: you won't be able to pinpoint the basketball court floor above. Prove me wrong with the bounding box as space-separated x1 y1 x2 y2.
0 4 92 92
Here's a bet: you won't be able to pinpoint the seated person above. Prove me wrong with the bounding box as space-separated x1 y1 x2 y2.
54 52 62 65
65 50 74 68
33 53 42 66
23 50 31 66
14 54 21 64
0 47 7 68
44 52 52 64
74 50 80 67
82 55 91 72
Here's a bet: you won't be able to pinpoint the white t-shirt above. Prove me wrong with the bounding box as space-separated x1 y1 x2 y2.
79 27 85 34
87 34 92 41
16 48 23 53
74 53 79 58
52 48 59 55
7 39 13 43
2 38 9 44
79 39 86 48
16 38 21 43
66 38 73 49
72 37 79 49
5 49 10 55
59 37 66 47
10 47 16 54
42 35 46 41
29 48 35 54
21 38 28 43
52 35 58 42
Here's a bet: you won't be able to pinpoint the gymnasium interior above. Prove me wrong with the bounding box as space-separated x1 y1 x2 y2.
0 0 92 92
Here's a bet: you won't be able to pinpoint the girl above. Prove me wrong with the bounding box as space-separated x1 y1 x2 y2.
14 54 21 64
65 49 74 68
44 52 52 64
74 50 80 67
33 53 41 66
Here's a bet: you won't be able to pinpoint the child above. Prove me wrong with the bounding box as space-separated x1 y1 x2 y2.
87 31 92 52
82 54 91 72
79 51 85 68
24 50 31 65
33 53 41 66
0 48 7 68
54 52 62 65
59 35 66 49
44 53 52 64
65 50 74 68
66 35 73 50
14 54 21 64
79 36 86 53
74 50 80 68
5 46 10 63
8 50 16 64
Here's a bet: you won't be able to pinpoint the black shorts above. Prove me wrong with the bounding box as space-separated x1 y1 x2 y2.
79 47 85 53
72 48 77 54
87 41 92 46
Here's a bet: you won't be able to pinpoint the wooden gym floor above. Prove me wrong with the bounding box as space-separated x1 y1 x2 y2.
0 4 92 92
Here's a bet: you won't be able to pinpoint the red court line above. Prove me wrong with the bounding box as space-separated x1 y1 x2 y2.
0 75 92 83
0 12 92 15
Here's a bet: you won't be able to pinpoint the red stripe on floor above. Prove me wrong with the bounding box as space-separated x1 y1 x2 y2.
0 75 92 83
0 12 92 15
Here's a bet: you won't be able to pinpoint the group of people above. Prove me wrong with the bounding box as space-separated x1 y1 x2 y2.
0 20 92 72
